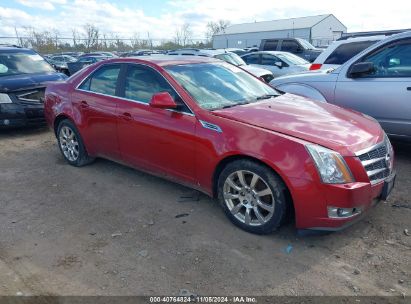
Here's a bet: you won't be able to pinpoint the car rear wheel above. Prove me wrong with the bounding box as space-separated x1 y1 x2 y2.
217 160 289 234
57 119 94 167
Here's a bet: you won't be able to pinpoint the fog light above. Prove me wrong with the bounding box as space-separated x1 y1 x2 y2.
3 119 10 126
328 206 361 219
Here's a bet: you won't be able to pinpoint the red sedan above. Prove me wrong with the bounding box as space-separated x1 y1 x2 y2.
44 56 396 234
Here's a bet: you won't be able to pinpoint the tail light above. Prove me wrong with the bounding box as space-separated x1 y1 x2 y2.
309 64 322 71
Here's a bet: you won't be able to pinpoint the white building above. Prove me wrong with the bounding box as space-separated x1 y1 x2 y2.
213 14 347 48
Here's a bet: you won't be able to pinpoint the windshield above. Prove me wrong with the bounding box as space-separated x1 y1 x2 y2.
166 62 279 110
276 53 309 65
296 38 316 50
214 53 246 66
0 50 55 76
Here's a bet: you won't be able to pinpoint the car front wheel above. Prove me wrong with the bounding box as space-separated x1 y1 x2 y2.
217 160 289 234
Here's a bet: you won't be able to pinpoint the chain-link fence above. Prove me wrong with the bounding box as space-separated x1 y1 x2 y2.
0 36 210 54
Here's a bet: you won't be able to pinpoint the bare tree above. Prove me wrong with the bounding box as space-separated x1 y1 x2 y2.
71 28 80 48
174 23 193 47
130 32 140 49
83 23 99 51
206 20 231 42
14 26 24 47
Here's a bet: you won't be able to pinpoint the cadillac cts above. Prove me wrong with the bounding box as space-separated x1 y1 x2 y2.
44 56 396 234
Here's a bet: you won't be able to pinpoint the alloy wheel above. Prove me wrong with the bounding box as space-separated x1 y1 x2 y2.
59 126 79 162
223 170 275 226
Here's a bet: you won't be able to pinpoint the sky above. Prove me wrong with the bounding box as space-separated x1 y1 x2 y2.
0 0 410 40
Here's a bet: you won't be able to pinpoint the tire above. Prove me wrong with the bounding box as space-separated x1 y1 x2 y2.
217 159 289 234
57 119 94 167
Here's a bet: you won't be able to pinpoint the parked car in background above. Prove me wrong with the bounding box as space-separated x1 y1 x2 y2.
49 54 77 62
59 52 84 58
270 31 411 140
168 49 274 83
0 46 67 128
47 54 77 75
259 38 322 62
44 56 395 234
224 48 248 56
310 36 385 70
78 52 117 59
121 50 162 57
67 55 108 75
244 46 259 53
241 51 310 78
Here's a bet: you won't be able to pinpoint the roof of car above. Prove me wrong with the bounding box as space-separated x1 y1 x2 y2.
0 45 32 52
105 55 219 67
242 51 292 56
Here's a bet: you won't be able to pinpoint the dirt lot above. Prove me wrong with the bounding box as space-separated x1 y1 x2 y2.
0 128 410 297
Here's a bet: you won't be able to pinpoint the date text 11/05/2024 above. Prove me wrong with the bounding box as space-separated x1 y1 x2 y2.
149 296 257 302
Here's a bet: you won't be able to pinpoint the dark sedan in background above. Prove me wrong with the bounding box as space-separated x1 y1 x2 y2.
0 46 67 128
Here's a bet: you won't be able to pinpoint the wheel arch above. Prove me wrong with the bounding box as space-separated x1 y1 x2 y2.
53 114 73 136
212 154 295 221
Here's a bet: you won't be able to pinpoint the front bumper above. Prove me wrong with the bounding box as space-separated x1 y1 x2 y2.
0 103 46 128
290 171 396 231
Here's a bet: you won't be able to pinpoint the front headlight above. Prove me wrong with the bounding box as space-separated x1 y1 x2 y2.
0 93 12 104
306 144 354 184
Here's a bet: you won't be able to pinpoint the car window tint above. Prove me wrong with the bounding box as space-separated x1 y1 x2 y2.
261 54 279 65
80 65 120 95
281 40 300 52
362 41 411 77
242 54 259 64
263 40 278 51
325 41 377 65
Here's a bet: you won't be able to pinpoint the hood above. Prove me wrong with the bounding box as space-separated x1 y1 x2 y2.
241 65 272 77
0 72 67 92
212 93 383 156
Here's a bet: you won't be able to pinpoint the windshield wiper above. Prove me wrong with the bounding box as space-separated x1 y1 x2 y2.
219 101 250 109
256 94 278 100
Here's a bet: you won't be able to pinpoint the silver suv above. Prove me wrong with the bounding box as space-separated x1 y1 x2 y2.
270 31 411 140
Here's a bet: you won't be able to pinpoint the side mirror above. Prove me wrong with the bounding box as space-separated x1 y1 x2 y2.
149 92 178 109
349 62 375 78
274 61 283 68
296 47 303 53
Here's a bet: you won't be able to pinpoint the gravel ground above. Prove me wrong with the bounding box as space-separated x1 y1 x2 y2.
0 128 409 297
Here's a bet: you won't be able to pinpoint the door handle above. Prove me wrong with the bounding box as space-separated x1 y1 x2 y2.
80 100 89 108
121 112 132 121
407 87 411 91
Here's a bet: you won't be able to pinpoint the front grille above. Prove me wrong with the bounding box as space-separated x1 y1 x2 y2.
357 138 393 184
14 88 45 105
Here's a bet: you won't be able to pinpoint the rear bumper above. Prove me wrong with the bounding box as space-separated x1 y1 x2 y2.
0 103 46 128
290 173 395 231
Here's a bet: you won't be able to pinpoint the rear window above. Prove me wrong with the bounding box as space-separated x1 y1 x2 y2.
324 41 378 65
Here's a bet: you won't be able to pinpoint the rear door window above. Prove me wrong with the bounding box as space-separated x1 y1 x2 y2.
79 64 121 96
325 41 378 65
262 40 278 51
281 40 300 52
